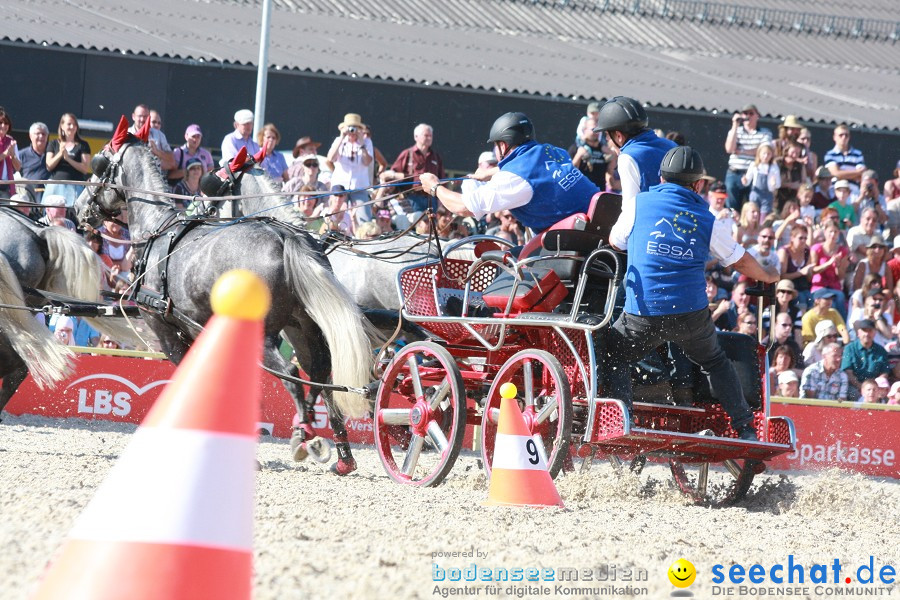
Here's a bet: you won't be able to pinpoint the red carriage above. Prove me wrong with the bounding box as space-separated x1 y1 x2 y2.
372 193 796 506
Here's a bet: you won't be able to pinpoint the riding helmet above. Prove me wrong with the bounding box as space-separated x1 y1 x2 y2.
659 146 705 185
486 112 534 146
592 97 648 134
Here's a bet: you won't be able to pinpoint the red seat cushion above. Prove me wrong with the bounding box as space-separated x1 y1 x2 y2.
482 268 567 313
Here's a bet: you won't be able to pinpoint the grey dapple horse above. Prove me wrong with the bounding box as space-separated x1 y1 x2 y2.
78 126 374 474
0 206 139 416
234 177 439 311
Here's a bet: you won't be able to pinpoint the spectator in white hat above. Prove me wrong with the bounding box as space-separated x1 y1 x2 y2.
887 381 900 405
221 109 260 163
803 319 840 365
460 151 499 197
776 370 800 398
52 315 76 346
37 194 76 230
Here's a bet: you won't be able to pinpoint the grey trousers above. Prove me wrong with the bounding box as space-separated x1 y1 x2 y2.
604 307 754 430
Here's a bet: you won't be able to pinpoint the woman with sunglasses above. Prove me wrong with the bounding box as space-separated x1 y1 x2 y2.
283 153 327 200
802 319 841 365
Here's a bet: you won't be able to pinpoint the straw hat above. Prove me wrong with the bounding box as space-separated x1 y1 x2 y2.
338 113 363 131
775 279 797 297
782 115 802 129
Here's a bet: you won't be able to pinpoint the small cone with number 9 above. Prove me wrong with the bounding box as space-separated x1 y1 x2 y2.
484 382 564 507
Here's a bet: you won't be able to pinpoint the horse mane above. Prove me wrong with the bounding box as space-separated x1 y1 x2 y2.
130 143 171 201
244 170 309 229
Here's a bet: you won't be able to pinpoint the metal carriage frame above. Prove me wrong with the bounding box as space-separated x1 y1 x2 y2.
372 238 797 506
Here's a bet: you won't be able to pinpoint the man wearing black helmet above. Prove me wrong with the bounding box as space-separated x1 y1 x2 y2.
592 96 676 250
419 112 598 233
604 146 779 441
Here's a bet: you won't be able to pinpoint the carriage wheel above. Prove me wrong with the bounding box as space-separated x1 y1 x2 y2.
669 458 757 507
374 341 467 486
481 350 572 479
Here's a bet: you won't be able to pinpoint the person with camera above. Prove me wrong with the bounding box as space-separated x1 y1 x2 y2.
326 113 374 222
603 146 779 441
723 103 773 211
856 169 887 225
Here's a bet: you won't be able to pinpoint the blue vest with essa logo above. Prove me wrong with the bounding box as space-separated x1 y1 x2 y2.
625 183 715 316
499 141 598 232
621 130 678 192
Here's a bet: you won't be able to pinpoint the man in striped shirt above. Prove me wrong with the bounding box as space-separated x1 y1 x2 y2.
800 342 848 400
824 124 866 195
723 103 773 211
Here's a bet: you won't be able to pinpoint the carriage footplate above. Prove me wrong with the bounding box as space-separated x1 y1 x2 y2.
585 401 794 463
330 440 357 476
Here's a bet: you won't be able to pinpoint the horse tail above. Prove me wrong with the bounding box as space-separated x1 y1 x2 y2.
40 227 145 348
283 234 373 418
40 226 103 300
0 255 73 388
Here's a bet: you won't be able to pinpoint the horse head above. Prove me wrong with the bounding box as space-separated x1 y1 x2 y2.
77 115 147 229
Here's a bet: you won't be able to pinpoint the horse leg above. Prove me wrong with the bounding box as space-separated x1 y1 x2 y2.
282 322 357 474
256 331 316 462
0 343 28 420
143 315 192 365
327 400 357 476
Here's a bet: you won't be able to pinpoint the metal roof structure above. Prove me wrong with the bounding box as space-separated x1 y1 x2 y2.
3 0 899 129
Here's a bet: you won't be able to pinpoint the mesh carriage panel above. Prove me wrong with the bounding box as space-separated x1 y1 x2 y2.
398 259 501 344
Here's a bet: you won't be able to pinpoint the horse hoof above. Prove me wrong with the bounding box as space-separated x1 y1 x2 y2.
330 458 357 476
307 437 332 463
290 431 309 462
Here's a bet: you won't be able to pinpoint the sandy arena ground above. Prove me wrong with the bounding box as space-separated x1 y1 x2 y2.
1 414 898 600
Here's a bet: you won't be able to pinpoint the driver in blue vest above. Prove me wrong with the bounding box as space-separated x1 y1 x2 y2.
592 96 676 210
419 112 599 233
604 146 779 441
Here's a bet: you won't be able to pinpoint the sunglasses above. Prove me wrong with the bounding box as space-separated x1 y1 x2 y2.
304 161 319 167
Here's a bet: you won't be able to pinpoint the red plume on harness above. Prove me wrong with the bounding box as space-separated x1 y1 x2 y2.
135 116 151 143
200 146 255 198
252 147 266 165
107 116 131 153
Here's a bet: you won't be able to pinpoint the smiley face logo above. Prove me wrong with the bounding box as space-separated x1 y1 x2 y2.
668 558 696 588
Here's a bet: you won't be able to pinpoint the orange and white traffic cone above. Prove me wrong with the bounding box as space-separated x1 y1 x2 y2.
32 269 271 600
484 382 564 508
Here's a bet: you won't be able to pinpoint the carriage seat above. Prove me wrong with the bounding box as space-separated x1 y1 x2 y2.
480 192 621 313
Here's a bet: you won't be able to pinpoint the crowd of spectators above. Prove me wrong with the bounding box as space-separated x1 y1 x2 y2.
2 102 900 404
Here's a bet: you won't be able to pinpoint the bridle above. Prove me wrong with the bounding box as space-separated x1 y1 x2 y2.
85 142 133 229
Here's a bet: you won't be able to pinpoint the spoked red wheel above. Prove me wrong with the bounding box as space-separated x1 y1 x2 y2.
481 350 572 479
669 459 756 507
374 341 467 486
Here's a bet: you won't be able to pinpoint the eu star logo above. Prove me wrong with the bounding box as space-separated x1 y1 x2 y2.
672 211 698 235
